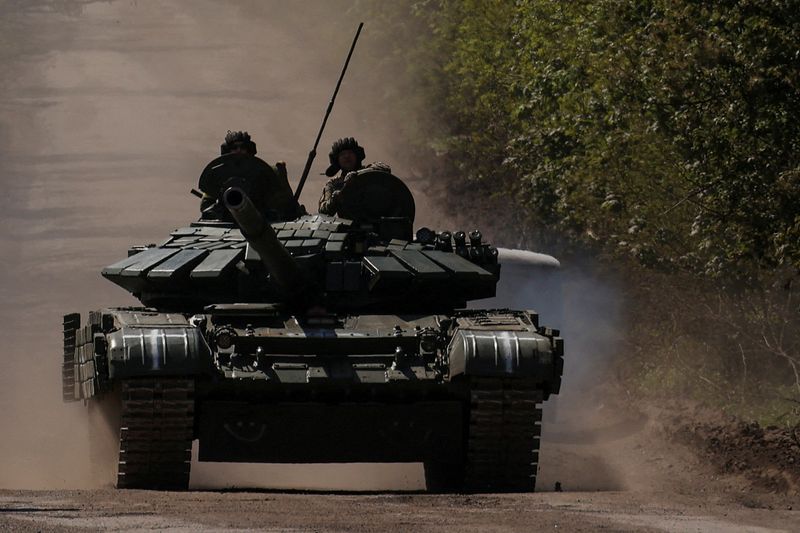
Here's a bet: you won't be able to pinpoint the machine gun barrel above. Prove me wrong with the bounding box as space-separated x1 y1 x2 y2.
223 187 302 293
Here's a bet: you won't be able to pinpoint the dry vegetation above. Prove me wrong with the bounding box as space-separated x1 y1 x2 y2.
623 268 800 426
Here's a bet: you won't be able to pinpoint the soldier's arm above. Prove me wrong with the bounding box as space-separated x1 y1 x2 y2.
318 181 339 215
367 161 392 173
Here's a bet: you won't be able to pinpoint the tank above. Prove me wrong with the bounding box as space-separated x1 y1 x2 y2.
62 152 564 492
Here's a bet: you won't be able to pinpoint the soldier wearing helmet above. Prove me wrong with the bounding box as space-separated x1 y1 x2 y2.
318 137 391 215
220 130 257 156
200 131 260 214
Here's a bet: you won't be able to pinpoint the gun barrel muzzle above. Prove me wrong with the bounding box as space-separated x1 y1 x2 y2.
223 186 301 293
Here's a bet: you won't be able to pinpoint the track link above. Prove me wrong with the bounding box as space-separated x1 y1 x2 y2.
464 378 543 492
117 378 195 490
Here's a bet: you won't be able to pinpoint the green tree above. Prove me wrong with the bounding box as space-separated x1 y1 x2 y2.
373 0 800 280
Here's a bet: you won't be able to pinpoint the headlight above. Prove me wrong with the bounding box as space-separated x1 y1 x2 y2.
214 326 236 349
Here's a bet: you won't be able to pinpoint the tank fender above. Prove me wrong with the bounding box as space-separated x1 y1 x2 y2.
446 312 563 393
104 310 213 379
105 325 212 378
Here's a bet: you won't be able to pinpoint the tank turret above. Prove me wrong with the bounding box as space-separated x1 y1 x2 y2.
222 186 302 295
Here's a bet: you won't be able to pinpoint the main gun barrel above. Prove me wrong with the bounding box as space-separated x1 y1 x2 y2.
223 187 302 294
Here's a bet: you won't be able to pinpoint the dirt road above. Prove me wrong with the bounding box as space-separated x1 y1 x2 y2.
2 405 799 533
0 486 795 533
3 398 800 533
0 2 798 531
1 412 798 533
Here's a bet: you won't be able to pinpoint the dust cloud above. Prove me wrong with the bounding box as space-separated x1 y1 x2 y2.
0 0 634 493
479 256 649 492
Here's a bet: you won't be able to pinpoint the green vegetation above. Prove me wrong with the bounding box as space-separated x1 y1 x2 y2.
369 0 800 278
363 0 800 424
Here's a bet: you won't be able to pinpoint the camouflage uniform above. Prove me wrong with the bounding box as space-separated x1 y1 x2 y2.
318 137 391 216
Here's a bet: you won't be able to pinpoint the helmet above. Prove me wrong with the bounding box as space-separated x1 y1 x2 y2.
325 137 365 177
221 130 257 155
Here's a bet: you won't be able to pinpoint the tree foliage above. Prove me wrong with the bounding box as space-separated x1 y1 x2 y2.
375 0 800 280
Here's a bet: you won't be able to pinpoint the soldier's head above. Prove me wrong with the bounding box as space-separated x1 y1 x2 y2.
221 130 257 156
326 137 365 176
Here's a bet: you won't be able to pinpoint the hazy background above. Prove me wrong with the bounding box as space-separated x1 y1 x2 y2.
0 0 626 491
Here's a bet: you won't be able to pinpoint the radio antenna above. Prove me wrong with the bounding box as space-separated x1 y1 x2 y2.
293 22 364 202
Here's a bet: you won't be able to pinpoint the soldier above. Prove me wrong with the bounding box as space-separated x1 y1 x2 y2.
201 131 258 215
318 137 391 215
200 130 304 221
220 130 257 156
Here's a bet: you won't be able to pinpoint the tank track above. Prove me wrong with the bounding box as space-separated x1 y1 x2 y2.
464 378 543 492
117 378 195 490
